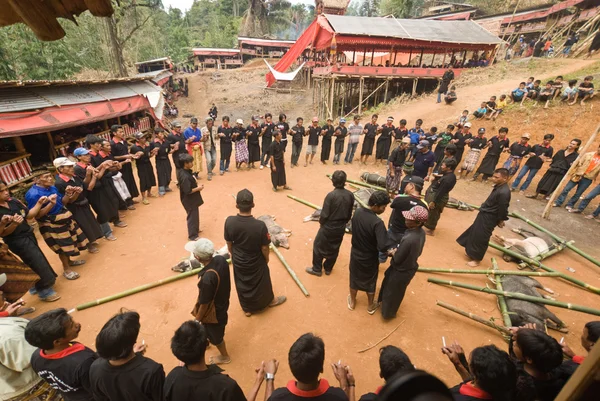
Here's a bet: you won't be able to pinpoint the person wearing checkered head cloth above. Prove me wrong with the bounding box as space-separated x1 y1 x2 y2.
378 206 428 319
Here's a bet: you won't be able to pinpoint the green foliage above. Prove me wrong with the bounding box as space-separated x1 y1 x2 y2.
380 0 413 18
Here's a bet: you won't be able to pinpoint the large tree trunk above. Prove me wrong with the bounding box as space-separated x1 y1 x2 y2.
240 0 269 37
106 16 127 77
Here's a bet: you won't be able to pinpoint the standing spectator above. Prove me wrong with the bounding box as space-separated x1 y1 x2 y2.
307 171 354 277
209 103 218 120
361 115 379 165
433 125 455 167
305 118 321 167
344 115 363 164
391 119 409 153
424 159 457 236
183 117 203 175
217 116 234 176
412 141 436 181
321 118 335 164
511 134 554 193
290 117 306 167
553 144 600 210
527 139 580 200
152 128 173 196
472 127 510 182
225 189 286 316
90 310 165 401
437 67 454 103
246 116 262 169
408 119 425 157
333 118 348 165
201 117 219 180
164 321 246 401
386 138 410 195
562 34 575 55
572 184 600 218
260 113 276 169
503 133 532 178
176 154 204 241
270 130 290 192
277 114 290 153
376 117 395 164
189 239 232 364
130 132 157 205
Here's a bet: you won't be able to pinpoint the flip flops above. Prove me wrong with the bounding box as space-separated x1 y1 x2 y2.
347 294 355 311
63 271 80 280
269 295 286 308
367 303 380 315
68 260 85 267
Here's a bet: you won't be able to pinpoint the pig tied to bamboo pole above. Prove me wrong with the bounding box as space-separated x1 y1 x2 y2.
436 300 511 337
492 258 513 327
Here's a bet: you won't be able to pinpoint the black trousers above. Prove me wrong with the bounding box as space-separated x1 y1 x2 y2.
185 206 199 240
5 233 57 291
378 268 416 319
312 248 337 273
261 140 272 165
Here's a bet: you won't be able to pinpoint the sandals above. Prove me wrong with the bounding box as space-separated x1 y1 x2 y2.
367 303 380 315
17 306 35 316
142 199 150 205
63 271 80 280
283 186 292 190
269 295 287 308
68 260 85 267
347 294 355 311
40 293 61 302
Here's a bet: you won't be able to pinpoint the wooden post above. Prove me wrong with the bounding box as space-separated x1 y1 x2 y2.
555 341 600 400
412 78 418 97
46 132 57 160
329 77 335 120
442 52 447 67
371 49 375 66
358 77 364 114
419 49 424 66
363 48 366 66
542 124 600 219
12 137 26 153
352 51 355 65
384 79 389 104
408 49 413 65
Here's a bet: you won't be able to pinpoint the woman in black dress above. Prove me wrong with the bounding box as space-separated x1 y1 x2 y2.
152 128 172 196
376 118 395 164
130 132 157 205
527 139 581 199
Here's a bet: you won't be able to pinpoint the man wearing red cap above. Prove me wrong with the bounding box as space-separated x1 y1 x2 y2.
378 205 428 319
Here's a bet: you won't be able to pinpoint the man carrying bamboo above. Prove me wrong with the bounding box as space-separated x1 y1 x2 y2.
457 168 511 267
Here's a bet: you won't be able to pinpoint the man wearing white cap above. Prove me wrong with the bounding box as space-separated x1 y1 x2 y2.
190 238 232 364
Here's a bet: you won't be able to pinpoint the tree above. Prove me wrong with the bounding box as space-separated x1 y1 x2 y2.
359 0 380 17
380 0 413 18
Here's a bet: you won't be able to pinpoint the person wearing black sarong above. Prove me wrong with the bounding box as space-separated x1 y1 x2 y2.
99 139 134 211
348 191 390 314
246 116 262 168
306 170 354 276
376 117 395 164
333 119 347 165
425 159 457 236
177 154 204 241
473 127 510 182
260 113 276 168
320 118 334 164
453 123 473 170
526 139 580 199
130 132 157 205
270 130 290 192
224 189 286 316
167 121 187 171
217 116 234 175
277 113 290 153
360 114 379 164
152 128 173 196
110 125 139 200
457 168 511 267
378 205 428 319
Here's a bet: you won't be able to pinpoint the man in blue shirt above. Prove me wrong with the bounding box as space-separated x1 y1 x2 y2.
408 119 424 157
511 82 527 103
412 140 436 181
183 117 203 175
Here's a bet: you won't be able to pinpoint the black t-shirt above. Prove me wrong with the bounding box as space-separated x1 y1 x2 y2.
487 136 510 155
335 126 347 143
89 354 165 401
246 125 261 145
321 125 334 141
110 139 130 159
509 142 531 157
177 168 203 210
224 215 270 267
130 144 152 165
261 122 275 141
164 365 245 401
308 126 320 146
198 255 231 324
388 147 408 167
31 343 97 401
526 144 553 169
364 123 378 140
0 198 32 240
389 195 427 237
218 126 234 146
291 126 305 144
277 122 290 140
166 133 187 160
579 81 594 90
380 124 395 140
232 126 245 141
270 140 285 162
55 175 89 205
269 379 348 401
394 127 408 140
454 130 472 149
152 139 171 160
486 101 496 109
469 136 487 150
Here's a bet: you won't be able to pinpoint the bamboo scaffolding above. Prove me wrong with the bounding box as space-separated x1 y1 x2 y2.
429 278 600 316
488 242 600 294
287 194 320 210
436 301 511 336
417 268 561 277
269 243 310 297
492 258 512 328
511 211 600 268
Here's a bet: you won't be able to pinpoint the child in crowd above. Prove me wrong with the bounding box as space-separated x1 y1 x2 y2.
525 76 535 89
473 102 488 119
511 82 527 103
457 110 469 126
485 96 497 117
562 79 578 103
489 94 507 120
571 75 595 105
538 81 555 108
552 76 564 100
523 80 541 104
444 86 457 104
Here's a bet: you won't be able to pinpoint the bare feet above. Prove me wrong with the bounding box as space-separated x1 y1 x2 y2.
210 355 232 365
467 260 480 267
347 294 355 311
425 228 435 236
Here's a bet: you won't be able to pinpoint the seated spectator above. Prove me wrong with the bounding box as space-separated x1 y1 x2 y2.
25 308 98 400
489 94 508 120
571 75 594 105
523 80 542 104
164 321 247 401
443 342 516 401
525 77 535 90
552 76 564 100
511 82 527 103
457 110 469 126
264 333 351 401
0 317 62 400
561 79 578 103
359 346 415 401
538 81 555 108
511 326 576 401
444 86 457 104
473 102 487 119
561 321 600 365
89 309 165 401
485 96 497 117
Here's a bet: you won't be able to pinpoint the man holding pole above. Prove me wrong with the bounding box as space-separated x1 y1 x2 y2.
457 168 511 267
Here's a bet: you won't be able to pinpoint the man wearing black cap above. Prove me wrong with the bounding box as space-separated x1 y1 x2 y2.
110 125 139 200
167 122 187 171
412 141 435 181
225 189 286 316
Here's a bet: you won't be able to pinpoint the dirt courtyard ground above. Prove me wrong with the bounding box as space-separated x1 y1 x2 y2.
20 59 600 396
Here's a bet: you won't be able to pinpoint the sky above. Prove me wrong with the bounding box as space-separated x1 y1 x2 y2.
162 0 313 13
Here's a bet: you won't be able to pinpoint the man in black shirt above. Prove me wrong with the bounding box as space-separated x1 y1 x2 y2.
473 127 510 182
165 321 246 401
290 117 306 167
320 118 334 164
305 117 320 167
348 191 390 314
333 119 347 165
511 134 554 193
387 176 427 250
224 189 286 316
277 113 290 153
359 346 415 401
270 130 291 192
453 122 473 169
218 116 234 175
307 171 354 276
260 113 276 168
90 310 165 401
25 308 97 401
110 125 139 200
166 122 187 170
424 159 457 236
457 168 511 267
264 333 352 401
189 239 232 364
378 206 428 319
177 154 204 241
361 114 379 165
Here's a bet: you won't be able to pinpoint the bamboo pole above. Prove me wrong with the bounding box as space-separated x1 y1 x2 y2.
325 174 385 190
436 301 511 336
488 242 600 294
492 258 512 327
417 268 561 277
358 77 364 114
287 194 320 210
511 211 600 268
518 241 574 269
542 124 600 219
269 243 310 297
429 278 600 316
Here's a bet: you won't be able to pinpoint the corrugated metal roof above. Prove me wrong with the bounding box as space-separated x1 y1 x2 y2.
0 81 161 113
324 14 502 44
134 57 170 65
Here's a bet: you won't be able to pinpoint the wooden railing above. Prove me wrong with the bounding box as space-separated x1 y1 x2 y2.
312 65 466 79
0 154 33 187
